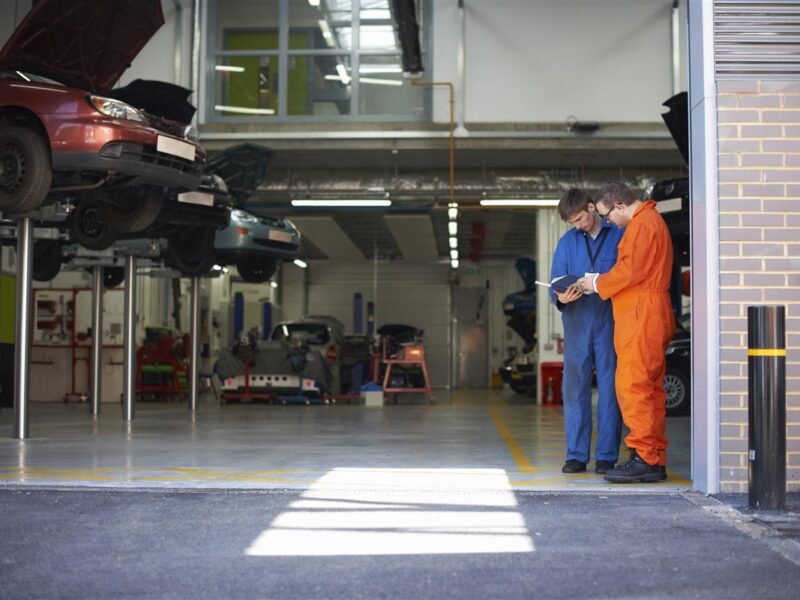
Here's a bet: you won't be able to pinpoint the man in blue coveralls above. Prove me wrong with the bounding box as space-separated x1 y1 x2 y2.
550 188 624 474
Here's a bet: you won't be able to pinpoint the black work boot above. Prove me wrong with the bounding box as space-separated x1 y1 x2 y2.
595 460 615 474
561 459 587 473
603 450 667 483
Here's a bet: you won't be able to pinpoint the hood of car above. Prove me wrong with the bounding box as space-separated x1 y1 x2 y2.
661 92 689 165
205 144 272 208
0 0 163 94
107 79 196 124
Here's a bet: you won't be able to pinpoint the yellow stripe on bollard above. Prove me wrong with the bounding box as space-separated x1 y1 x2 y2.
747 348 786 357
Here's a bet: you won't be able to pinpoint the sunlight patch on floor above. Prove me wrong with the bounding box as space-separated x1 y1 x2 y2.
244 467 535 556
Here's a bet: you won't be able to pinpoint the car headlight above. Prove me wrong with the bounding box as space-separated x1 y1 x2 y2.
87 95 146 123
183 124 198 142
232 209 259 223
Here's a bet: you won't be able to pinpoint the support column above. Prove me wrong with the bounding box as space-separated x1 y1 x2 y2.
122 255 137 421
189 276 200 411
13 217 33 439
90 266 104 416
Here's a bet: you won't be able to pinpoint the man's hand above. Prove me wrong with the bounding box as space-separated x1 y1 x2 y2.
576 275 595 294
556 285 583 304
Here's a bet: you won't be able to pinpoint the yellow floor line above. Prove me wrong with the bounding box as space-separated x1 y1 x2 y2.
488 408 535 474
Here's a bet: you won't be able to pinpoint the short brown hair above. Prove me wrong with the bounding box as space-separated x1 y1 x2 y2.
596 181 637 207
558 188 593 221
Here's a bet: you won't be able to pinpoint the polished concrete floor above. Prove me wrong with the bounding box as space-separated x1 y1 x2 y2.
0 389 691 491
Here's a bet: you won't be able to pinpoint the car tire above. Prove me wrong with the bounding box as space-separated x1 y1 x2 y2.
102 189 163 233
71 199 118 250
664 366 690 415
32 240 63 282
103 266 125 288
165 227 216 277
0 125 52 214
510 380 530 394
236 257 277 283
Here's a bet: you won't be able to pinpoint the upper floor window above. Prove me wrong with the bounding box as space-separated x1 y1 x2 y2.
208 0 429 121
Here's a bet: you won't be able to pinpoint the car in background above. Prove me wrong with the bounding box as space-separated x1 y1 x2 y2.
665 314 691 415
270 315 346 394
0 0 206 237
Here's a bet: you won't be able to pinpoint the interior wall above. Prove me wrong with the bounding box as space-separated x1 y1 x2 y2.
303 262 451 388
433 0 686 123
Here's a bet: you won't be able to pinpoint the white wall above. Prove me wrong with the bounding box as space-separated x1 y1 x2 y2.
299 262 452 388
433 0 687 123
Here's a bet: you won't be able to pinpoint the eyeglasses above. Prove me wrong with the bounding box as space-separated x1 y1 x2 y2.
597 204 617 222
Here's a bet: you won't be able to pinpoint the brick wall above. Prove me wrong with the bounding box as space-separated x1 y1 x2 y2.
717 80 800 492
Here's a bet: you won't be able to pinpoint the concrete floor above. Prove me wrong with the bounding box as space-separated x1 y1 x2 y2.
0 388 691 491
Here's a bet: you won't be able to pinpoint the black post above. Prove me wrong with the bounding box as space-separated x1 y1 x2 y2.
747 305 786 511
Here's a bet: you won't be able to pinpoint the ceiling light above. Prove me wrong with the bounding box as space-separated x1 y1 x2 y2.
449 237 458 249
479 199 559 207
291 199 391 207
215 65 245 73
447 207 458 220
336 64 351 85
293 259 308 269
308 0 320 6
450 259 459 269
270 281 278 288
359 65 403 74
214 104 275 115
448 221 458 236
318 19 334 47
450 250 458 260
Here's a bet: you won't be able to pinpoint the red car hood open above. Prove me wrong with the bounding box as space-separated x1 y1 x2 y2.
0 0 163 94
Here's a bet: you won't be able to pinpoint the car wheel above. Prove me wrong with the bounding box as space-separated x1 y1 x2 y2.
165 227 216 277
663 366 690 415
32 240 63 282
102 189 163 233
0 125 52 214
236 257 277 283
71 199 117 250
510 380 530 394
103 266 125 288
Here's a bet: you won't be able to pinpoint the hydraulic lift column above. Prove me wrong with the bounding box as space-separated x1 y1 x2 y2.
13 217 33 439
189 276 200 411
90 266 103 416
122 255 137 421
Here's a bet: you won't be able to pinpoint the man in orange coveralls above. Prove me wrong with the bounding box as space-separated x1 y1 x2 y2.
577 182 674 483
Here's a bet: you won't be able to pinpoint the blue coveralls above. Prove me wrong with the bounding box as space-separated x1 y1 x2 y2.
550 221 624 464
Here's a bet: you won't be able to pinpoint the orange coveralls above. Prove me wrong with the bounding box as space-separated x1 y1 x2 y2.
595 200 675 466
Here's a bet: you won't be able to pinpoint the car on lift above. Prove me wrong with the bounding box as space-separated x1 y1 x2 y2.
0 0 206 243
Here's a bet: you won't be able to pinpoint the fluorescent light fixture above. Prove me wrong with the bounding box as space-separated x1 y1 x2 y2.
308 0 320 6
318 19 334 47
215 65 245 73
448 207 458 220
448 221 458 236
291 199 392 207
451 259 459 269
449 237 458 249
359 65 403 74
214 104 275 115
293 259 308 269
450 250 458 260
270 281 278 288
336 64 351 85
479 199 559 207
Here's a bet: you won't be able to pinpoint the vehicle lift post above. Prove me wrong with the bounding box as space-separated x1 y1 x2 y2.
13 217 33 439
122 255 137 421
188 276 200 411
90 266 103 415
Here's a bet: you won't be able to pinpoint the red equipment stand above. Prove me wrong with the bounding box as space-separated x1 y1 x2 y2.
135 333 189 400
540 361 564 404
381 340 434 404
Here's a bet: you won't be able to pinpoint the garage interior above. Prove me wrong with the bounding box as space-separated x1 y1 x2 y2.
0 0 695 491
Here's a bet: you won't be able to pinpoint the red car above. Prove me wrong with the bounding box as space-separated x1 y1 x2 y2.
0 0 206 248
